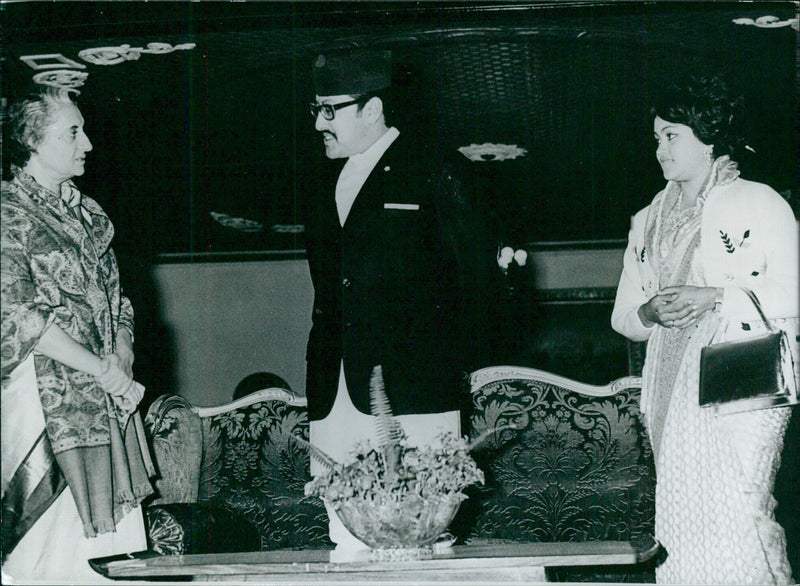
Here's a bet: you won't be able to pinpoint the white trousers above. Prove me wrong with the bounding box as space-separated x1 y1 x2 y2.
310 363 460 552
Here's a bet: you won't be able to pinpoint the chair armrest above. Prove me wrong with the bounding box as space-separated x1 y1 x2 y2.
145 503 260 555
144 394 203 504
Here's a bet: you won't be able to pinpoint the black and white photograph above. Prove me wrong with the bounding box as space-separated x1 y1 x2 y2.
2 1 798 584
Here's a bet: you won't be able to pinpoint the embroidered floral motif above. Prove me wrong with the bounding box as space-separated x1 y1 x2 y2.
720 229 750 253
199 401 329 550
216 411 246 439
467 379 655 582
469 380 654 541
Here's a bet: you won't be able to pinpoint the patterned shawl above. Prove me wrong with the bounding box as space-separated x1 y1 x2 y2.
1 173 154 556
640 156 740 459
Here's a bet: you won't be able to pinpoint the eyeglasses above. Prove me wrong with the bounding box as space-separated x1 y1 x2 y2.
309 99 361 120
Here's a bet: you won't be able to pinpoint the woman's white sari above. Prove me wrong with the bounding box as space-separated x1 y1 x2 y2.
640 158 792 584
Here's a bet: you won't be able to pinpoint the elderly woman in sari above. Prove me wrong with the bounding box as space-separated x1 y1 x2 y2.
1 87 154 582
612 75 798 584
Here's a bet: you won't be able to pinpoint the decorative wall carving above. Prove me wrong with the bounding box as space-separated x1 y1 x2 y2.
32 70 89 91
21 54 85 71
458 143 528 161
733 15 799 30
78 42 196 66
20 42 196 93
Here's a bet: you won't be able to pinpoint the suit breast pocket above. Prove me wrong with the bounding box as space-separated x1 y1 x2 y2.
381 206 425 244
378 207 433 285
383 202 420 211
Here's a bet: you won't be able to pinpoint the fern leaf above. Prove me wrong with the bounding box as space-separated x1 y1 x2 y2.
369 365 404 477
369 365 403 448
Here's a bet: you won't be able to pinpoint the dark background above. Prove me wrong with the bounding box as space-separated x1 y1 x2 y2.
3 1 797 259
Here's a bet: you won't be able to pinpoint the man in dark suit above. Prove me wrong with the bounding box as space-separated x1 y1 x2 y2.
303 49 489 552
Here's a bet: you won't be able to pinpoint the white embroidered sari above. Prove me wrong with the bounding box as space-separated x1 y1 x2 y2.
640 158 792 584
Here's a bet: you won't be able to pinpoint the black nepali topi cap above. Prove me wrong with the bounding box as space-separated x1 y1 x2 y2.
312 49 392 96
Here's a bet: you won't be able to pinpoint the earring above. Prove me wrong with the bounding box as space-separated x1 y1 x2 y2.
704 147 714 166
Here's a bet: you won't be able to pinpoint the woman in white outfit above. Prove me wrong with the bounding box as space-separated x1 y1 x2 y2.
612 75 798 584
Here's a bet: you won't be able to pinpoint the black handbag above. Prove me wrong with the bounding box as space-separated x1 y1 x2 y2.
699 289 797 414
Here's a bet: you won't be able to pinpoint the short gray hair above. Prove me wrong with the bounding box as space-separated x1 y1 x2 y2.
5 87 76 171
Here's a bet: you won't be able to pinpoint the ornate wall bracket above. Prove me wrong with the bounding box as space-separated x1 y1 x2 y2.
32 70 90 92
78 42 196 66
458 143 528 161
733 15 799 30
20 42 196 93
21 54 86 71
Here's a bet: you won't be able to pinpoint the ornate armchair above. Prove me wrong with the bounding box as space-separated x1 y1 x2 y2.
460 366 657 582
143 388 330 555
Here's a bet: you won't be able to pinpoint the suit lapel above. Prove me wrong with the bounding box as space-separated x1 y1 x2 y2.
342 138 400 229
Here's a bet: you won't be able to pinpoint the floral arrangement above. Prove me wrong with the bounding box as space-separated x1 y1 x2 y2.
304 431 483 551
305 432 483 508
497 245 528 273
298 366 494 554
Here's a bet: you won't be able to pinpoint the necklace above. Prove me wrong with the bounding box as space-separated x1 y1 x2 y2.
664 185 700 249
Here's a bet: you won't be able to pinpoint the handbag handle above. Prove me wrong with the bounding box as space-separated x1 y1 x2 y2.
741 288 779 334
708 288 777 345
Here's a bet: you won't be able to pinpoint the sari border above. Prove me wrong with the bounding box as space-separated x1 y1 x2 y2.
1 431 66 559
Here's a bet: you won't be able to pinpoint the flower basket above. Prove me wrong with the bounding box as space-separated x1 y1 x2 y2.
298 366 498 560
303 432 483 557
336 492 463 550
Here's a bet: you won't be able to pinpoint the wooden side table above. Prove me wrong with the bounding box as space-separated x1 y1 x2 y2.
90 538 660 583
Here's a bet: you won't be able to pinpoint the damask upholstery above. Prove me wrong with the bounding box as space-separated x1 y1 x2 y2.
143 389 330 554
145 394 203 504
143 369 656 580
462 366 656 582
